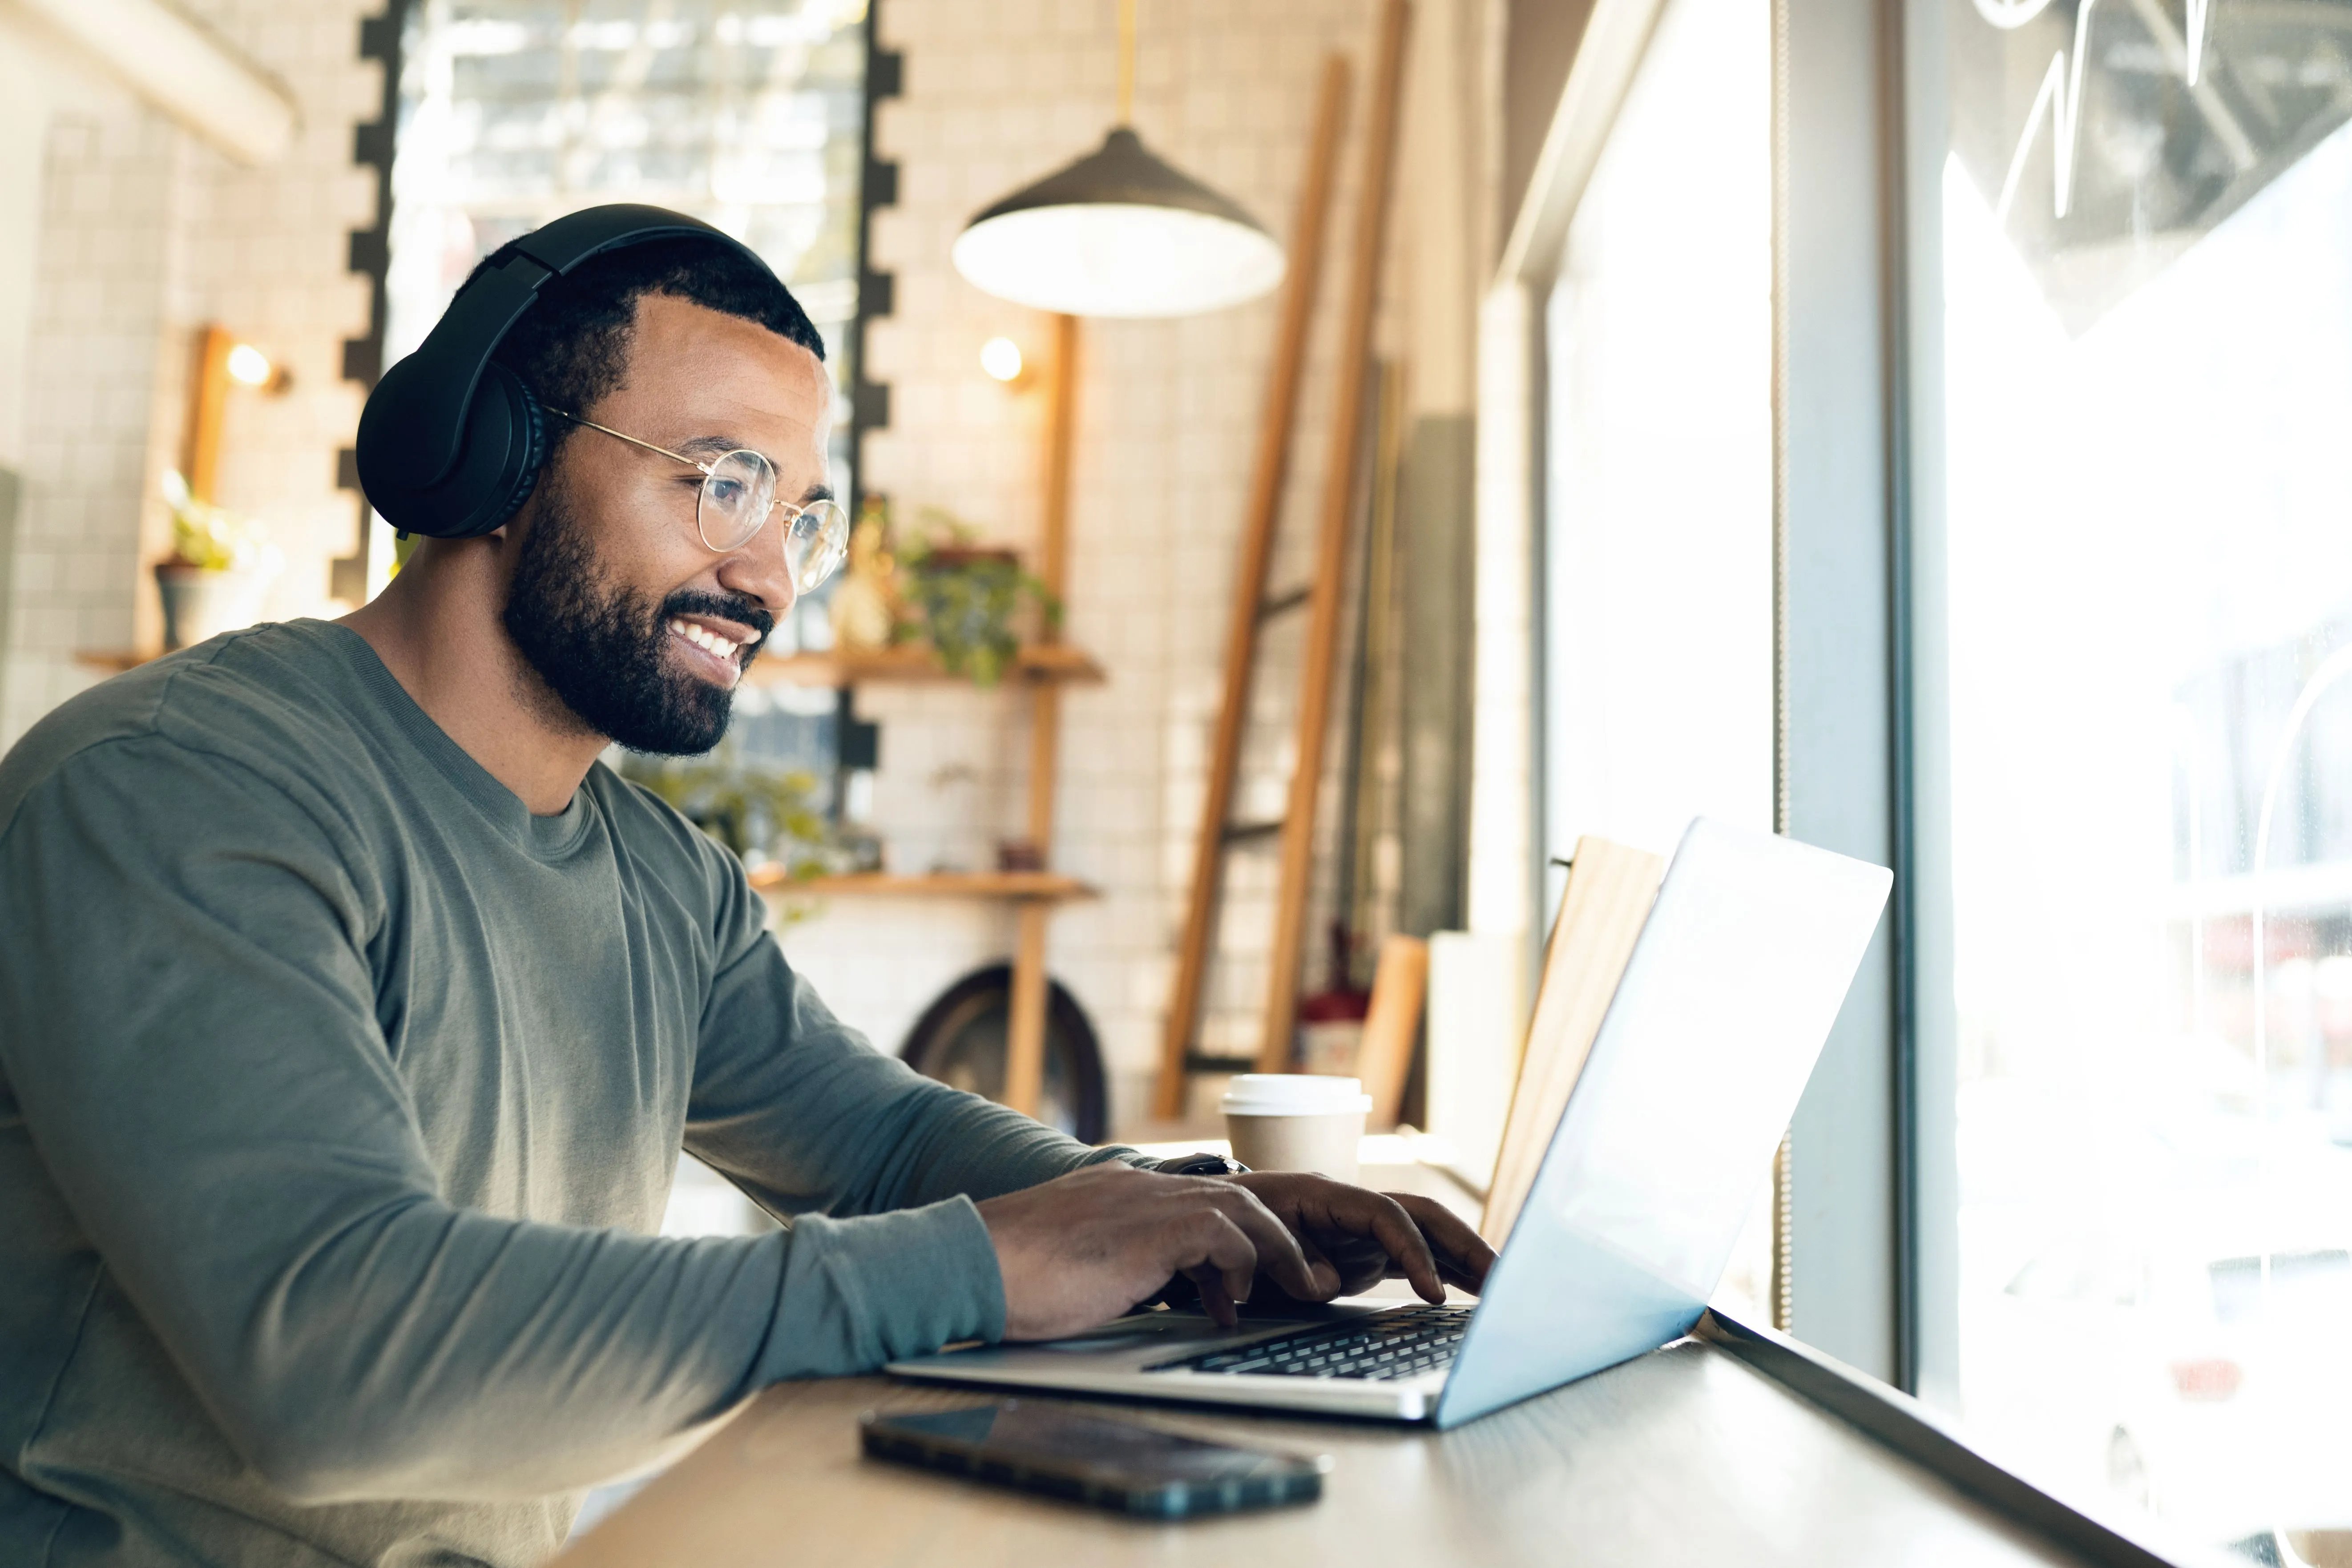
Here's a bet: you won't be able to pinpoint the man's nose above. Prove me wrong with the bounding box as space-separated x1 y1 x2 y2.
713 509 797 620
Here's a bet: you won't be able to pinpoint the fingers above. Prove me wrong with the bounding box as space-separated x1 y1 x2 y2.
1228 1173 1476 1302
1199 1183 1339 1302
1387 1193 1499 1294
1174 1207 1260 1328
1186 1262 1239 1329
1350 1191 1449 1303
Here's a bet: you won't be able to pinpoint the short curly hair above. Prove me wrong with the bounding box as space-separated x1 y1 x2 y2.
465 233 825 453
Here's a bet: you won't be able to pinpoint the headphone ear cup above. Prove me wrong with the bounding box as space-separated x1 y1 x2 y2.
356 360 546 539
465 364 549 536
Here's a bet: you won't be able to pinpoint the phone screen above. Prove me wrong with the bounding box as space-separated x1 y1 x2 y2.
860 1401 1327 1516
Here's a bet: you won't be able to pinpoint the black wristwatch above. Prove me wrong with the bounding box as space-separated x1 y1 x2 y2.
1153 1152 1250 1177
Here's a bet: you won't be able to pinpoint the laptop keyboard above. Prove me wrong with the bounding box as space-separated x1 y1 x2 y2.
1145 1305 1471 1382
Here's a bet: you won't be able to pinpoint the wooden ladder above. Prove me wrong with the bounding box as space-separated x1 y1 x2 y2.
1151 1 1409 1120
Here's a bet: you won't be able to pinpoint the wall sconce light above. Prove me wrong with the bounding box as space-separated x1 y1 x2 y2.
224 341 286 390
980 337 1026 384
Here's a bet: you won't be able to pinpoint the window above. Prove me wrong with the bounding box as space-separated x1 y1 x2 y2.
379 0 870 596
1540 0 1773 1316
1938 0 2352 1547
1540 0 1773 876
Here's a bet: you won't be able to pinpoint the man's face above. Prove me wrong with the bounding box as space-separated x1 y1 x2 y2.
503 290 832 755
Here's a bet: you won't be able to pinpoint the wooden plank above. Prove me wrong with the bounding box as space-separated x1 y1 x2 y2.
77 641 1112 686
1480 836 1664 1245
741 643 1105 687
1005 681 1065 1118
1004 313 1081 1122
1356 933 1428 1128
183 323 233 503
1152 53 1353 1120
749 871 1097 900
1004 903 1052 1118
1036 312 1078 608
73 650 157 674
1259 0 1410 1075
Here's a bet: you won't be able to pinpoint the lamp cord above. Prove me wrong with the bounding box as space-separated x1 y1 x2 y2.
1116 0 1137 123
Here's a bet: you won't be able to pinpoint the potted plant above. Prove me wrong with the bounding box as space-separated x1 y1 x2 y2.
896 506 1059 686
156 470 278 650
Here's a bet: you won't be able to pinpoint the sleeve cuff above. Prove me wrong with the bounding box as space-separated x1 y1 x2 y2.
756 1195 1006 1380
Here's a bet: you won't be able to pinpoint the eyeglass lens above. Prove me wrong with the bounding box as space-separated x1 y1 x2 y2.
694 449 851 594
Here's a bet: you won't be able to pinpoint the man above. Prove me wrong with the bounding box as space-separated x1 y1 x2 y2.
0 211 1491 1566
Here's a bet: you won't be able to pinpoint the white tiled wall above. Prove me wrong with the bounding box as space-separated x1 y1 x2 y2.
0 0 376 749
778 0 1393 1129
4 94 188 740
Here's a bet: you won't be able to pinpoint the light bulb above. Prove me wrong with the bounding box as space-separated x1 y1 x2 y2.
226 343 274 387
980 338 1025 382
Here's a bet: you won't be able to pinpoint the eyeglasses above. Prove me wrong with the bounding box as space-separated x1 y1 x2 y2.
547 409 851 595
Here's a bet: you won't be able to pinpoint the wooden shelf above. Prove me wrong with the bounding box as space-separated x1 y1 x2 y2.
745 643 1104 688
84 645 1109 689
748 869 1099 902
76 650 159 673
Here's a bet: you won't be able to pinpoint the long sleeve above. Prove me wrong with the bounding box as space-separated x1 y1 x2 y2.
681 846 1143 1358
0 737 1000 1505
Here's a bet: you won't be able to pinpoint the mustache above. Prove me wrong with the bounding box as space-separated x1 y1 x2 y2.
659 589 776 664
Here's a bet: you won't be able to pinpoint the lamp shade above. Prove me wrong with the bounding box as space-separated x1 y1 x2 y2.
952 128 1285 318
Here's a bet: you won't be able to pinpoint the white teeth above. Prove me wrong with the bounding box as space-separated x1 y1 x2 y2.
670 619 739 660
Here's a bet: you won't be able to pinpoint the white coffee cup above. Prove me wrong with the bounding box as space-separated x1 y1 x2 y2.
1221 1074 1372 1183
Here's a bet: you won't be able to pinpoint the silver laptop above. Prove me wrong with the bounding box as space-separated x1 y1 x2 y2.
889 818 1892 1429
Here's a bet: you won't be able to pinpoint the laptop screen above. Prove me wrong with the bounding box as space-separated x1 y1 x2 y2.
1539 819 1894 1298
1436 818 1890 1428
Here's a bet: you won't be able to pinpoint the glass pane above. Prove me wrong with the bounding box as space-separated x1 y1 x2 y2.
1941 0 2352 1552
1541 0 1773 1316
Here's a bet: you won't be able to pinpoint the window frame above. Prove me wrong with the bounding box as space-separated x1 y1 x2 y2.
1490 0 1959 1397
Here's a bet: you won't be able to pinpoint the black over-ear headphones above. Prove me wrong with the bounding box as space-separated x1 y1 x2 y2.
355 203 775 540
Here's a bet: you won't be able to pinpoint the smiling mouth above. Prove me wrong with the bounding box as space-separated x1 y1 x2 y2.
666 616 761 680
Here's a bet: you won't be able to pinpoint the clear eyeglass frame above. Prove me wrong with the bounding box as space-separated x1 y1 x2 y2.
546 408 850 595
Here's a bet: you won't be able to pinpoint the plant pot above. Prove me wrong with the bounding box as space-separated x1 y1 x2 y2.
155 562 268 651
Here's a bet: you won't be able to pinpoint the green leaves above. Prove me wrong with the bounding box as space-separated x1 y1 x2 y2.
896 507 1058 687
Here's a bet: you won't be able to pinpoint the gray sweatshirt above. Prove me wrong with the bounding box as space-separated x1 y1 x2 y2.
0 620 1127 1567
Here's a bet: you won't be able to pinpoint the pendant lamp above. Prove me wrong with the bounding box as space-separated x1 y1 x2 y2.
951 1 1284 318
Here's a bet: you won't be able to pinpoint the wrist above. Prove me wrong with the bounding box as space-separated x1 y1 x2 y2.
1150 1152 1250 1177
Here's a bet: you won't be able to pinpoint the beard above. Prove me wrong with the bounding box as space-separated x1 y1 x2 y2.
501 472 774 756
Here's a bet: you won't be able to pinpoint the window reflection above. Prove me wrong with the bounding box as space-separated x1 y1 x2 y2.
1944 0 2352 1552
384 0 868 421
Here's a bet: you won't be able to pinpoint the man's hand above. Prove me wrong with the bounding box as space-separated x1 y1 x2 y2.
977 1163 1342 1339
976 1162 1501 1343
1226 1172 1496 1304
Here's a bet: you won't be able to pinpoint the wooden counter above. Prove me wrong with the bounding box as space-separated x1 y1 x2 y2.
554 1335 2124 1568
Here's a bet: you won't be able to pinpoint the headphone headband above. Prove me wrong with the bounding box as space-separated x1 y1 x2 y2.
355 204 773 539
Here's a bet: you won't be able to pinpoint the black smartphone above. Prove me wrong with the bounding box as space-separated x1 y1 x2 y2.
858 1400 1329 1518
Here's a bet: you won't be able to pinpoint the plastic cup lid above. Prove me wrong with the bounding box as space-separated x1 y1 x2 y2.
1219 1073 1375 1115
